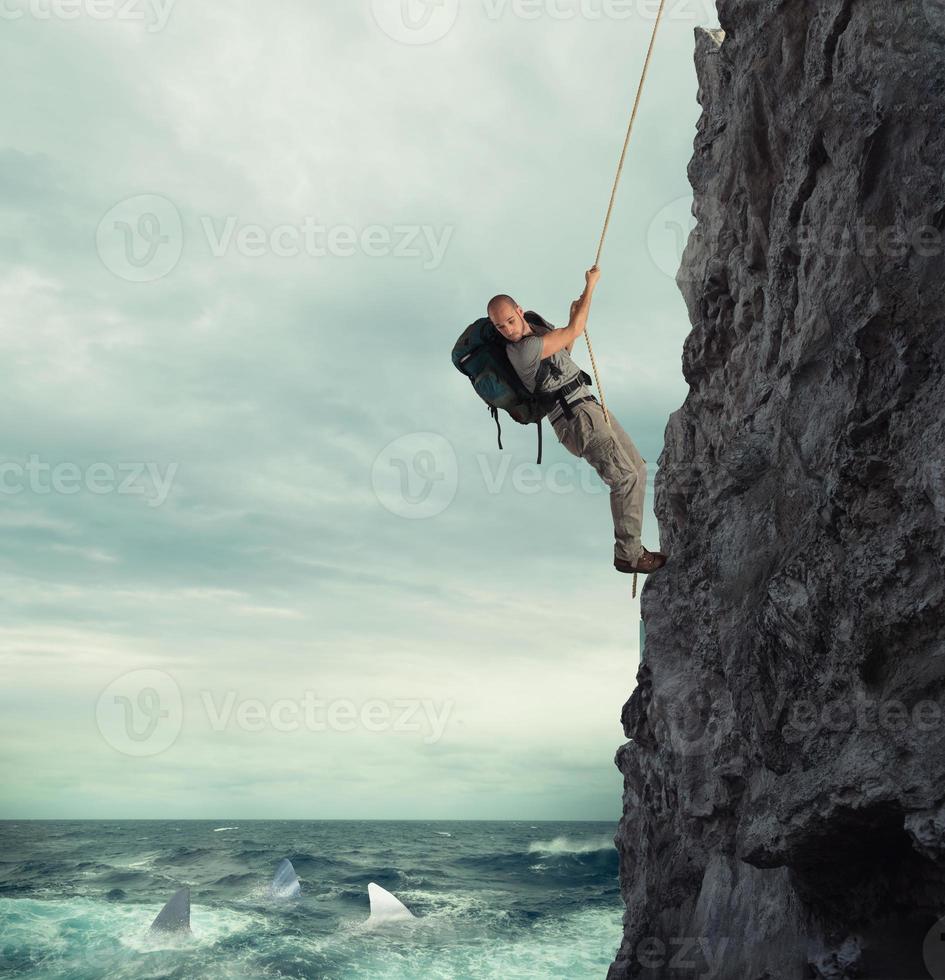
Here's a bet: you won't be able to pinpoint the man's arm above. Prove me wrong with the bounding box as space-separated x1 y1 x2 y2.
540 266 601 360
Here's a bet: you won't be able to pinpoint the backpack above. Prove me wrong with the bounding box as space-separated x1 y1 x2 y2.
451 311 590 463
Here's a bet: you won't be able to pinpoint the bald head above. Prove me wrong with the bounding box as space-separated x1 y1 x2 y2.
487 294 518 317
487 294 530 343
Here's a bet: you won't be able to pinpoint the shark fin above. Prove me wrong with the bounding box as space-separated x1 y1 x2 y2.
271 858 301 899
367 882 415 923
150 887 191 933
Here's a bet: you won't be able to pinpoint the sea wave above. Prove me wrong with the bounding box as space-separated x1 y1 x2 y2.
527 835 614 856
0 821 621 979
153 848 213 867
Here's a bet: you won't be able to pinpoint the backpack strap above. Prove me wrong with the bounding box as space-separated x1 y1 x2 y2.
493 406 543 464
489 406 503 451
548 370 594 422
523 311 555 336
491 407 543 463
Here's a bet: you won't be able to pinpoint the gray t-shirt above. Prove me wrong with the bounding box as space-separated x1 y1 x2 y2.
506 319 591 404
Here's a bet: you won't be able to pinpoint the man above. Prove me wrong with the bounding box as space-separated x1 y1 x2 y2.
488 266 667 577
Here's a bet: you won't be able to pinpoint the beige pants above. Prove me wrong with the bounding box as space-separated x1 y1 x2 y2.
551 399 647 563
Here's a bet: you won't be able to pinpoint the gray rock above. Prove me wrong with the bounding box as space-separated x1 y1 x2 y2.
610 3 945 978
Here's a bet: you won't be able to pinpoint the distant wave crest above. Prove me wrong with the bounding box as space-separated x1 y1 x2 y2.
527 836 613 856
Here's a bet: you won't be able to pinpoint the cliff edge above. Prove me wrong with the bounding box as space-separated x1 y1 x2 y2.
610 2 945 977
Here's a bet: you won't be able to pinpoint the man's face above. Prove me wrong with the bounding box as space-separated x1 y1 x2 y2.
489 301 528 342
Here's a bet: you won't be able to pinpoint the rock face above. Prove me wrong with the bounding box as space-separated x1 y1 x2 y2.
610 3 945 978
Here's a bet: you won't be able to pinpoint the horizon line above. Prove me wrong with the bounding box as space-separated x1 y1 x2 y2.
0 816 618 823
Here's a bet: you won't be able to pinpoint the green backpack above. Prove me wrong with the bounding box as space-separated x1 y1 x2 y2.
451 311 590 463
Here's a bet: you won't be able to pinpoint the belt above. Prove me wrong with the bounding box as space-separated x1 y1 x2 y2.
548 395 597 425
545 370 594 424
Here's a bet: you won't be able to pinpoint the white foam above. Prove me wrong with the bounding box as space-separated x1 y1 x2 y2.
125 854 158 869
336 905 622 979
527 835 614 855
0 896 261 956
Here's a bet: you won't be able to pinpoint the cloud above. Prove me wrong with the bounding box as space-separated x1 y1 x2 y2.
0 0 716 818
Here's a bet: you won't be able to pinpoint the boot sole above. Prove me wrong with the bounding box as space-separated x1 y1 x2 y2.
614 560 667 575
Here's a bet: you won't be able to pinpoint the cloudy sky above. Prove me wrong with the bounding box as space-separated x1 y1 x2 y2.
0 0 718 820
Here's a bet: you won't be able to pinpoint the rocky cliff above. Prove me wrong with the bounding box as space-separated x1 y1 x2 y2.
610 3 945 977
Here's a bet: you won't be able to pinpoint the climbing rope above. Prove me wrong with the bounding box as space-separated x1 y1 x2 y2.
580 0 668 599
583 0 668 428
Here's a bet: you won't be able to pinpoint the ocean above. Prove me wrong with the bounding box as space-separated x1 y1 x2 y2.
0 820 622 979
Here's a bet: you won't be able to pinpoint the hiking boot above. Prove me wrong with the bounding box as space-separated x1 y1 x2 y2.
614 549 667 575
